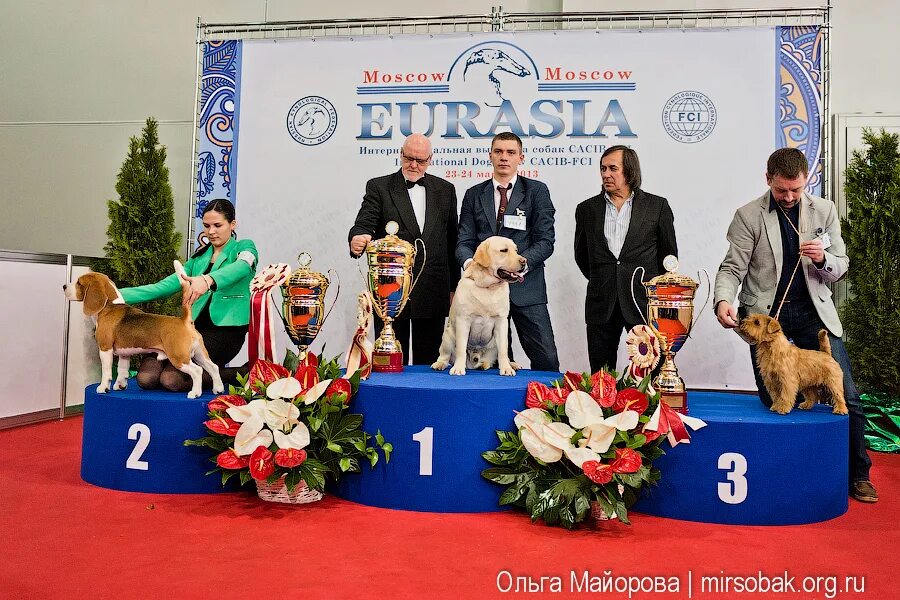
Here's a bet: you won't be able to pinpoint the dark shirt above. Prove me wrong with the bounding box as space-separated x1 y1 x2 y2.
770 194 809 304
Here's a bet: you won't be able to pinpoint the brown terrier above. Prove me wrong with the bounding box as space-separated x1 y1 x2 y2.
738 314 848 415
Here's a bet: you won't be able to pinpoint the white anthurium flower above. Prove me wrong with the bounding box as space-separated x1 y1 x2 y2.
543 421 577 450
273 422 310 450
565 390 606 428
225 398 267 423
266 377 302 400
300 378 333 405
233 413 274 456
564 446 602 468
579 410 641 454
515 408 564 463
264 397 300 432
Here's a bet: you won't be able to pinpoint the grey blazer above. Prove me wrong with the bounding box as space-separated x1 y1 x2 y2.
713 191 848 336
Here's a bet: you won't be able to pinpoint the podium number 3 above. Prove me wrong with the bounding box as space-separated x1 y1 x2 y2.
412 427 433 476
126 423 151 471
717 452 748 504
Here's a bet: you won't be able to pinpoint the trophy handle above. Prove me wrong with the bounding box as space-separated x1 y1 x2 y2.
688 268 712 338
630 266 650 326
408 238 427 296
321 269 341 327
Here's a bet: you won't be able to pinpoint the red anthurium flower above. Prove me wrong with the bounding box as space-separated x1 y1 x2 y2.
249 445 275 481
205 416 241 437
642 429 663 443
299 353 319 368
208 394 247 412
582 460 613 484
294 365 320 392
562 371 585 392
216 449 249 470
275 448 307 468
549 385 568 406
326 378 352 405
590 370 617 407
613 387 649 415
525 381 554 409
249 360 290 388
611 447 643 474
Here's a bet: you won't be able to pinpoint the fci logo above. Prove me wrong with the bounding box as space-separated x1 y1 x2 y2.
662 91 717 143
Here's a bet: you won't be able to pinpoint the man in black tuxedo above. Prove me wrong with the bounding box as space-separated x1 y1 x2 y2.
348 133 459 365
574 145 678 373
456 132 559 372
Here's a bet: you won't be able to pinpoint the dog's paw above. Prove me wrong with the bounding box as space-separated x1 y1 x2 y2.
187 389 202 399
113 379 128 391
798 400 815 410
96 383 110 394
499 364 516 376
770 404 792 415
449 364 466 376
510 361 521 370
431 360 449 371
833 404 849 416
212 383 225 394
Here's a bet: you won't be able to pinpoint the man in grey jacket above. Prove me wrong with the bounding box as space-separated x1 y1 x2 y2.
714 147 877 503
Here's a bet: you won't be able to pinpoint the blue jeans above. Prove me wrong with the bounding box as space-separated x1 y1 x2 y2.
748 300 872 483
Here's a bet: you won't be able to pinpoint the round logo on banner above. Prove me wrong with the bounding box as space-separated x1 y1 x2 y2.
286 96 338 146
662 91 717 143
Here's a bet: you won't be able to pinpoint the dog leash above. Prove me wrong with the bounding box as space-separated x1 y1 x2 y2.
772 204 804 323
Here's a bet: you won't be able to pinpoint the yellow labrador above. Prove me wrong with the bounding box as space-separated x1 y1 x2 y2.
432 236 525 376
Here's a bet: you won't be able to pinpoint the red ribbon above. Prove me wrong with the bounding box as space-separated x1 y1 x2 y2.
248 264 290 368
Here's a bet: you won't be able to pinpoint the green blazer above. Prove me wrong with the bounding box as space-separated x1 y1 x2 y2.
120 238 258 326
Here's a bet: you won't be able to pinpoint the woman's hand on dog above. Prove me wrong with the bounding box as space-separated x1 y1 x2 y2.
716 300 739 329
180 274 212 305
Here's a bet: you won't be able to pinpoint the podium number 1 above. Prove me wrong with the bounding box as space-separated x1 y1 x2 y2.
412 427 433 476
126 423 151 471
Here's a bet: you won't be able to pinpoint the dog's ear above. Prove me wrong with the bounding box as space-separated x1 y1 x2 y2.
81 275 110 316
473 240 491 268
766 318 782 336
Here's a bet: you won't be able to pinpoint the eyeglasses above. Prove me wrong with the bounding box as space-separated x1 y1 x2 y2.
401 153 432 167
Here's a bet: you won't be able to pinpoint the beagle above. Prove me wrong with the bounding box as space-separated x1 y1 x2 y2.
64 262 224 398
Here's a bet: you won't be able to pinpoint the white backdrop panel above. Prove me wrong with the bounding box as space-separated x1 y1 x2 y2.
234 28 779 389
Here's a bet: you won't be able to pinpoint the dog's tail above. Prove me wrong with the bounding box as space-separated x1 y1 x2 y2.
174 260 194 324
817 329 832 355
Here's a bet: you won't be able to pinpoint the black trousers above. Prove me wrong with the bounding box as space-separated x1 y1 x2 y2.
374 312 445 366
586 299 642 374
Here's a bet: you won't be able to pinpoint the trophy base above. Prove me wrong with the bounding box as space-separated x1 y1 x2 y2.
659 389 688 414
372 351 404 373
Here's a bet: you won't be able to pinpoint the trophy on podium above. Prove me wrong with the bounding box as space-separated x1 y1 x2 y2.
363 221 425 372
279 252 339 362
632 256 709 413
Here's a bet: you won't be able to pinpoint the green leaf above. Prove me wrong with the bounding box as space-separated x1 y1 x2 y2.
283 348 299 373
239 471 252 486
369 452 379 468
382 444 392 463
326 442 343 453
284 470 303 492
339 457 351 472
481 467 527 485
498 485 526 506
375 430 385 446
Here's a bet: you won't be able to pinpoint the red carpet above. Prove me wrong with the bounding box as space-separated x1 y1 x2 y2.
1 417 898 599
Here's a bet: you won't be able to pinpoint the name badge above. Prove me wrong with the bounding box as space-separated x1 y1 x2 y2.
504 214 526 231
818 232 832 250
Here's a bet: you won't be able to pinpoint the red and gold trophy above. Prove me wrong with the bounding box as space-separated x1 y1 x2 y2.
363 221 424 372
279 252 338 362
632 256 709 413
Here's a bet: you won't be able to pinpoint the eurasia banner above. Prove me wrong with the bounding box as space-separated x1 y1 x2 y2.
196 27 823 390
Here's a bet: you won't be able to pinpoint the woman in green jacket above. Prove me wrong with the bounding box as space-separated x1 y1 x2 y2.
121 199 258 392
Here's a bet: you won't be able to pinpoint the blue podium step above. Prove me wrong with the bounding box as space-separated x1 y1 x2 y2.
81 382 234 494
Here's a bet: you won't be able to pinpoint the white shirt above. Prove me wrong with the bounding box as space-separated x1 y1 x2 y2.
603 191 634 259
407 181 426 233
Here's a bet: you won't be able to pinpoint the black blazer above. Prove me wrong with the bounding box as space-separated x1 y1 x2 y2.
574 189 677 326
348 170 459 318
456 177 555 307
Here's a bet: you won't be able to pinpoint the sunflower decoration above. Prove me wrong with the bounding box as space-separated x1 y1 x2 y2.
625 325 661 382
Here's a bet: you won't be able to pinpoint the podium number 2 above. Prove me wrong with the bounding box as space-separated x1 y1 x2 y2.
412 427 433 476
126 423 151 471
717 452 748 504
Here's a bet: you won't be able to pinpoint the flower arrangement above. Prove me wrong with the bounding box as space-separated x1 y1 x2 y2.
481 325 705 529
185 350 391 501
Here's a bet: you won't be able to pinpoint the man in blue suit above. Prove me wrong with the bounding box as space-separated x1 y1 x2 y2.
456 132 560 372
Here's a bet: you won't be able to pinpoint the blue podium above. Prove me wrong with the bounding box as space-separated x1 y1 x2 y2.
634 391 848 525
335 366 560 512
81 383 233 494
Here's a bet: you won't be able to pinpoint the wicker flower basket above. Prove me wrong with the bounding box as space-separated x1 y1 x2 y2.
255 477 323 504
590 501 619 522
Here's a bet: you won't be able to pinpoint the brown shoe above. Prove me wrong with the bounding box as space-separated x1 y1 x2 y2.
850 480 878 503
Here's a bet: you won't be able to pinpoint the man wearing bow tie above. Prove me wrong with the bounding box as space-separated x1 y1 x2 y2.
348 133 459 365
456 132 560 372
